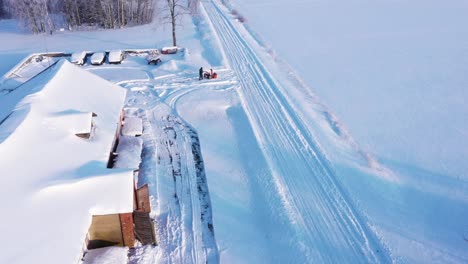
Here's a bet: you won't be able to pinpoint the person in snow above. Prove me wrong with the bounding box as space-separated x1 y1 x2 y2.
199 67 204 80
210 68 213 76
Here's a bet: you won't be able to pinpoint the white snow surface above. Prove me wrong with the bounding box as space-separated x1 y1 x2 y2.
114 135 143 169
109 50 124 63
0 0 467 263
217 0 468 262
91 52 105 64
230 0 468 180
71 51 87 64
82 246 129 264
0 60 134 264
121 116 143 136
59 111 93 134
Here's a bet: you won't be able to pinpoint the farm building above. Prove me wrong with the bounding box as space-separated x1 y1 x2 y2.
0 60 154 264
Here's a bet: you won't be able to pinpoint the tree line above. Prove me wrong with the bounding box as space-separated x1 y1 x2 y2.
2 0 156 33
1 0 201 47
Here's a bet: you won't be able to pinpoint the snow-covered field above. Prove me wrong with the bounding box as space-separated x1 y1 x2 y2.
229 0 468 181
221 0 468 262
1 0 467 263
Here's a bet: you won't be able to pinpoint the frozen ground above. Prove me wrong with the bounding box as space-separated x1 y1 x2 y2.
1 0 467 263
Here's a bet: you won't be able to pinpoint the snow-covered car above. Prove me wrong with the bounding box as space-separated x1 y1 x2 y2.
70 51 86 65
146 50 162 65
90 52 105 65
109 50 124 64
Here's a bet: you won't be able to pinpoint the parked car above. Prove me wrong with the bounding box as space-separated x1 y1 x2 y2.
90 52 105 65
70 51 86 65
109 50 124 64
161 46 178 54
146 50 162 65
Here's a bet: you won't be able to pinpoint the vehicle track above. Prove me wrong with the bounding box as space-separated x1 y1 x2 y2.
124 82 218 264
203 0 391 262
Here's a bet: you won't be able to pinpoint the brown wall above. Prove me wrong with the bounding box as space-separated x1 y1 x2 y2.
136 184 151 213
120 213 135 248
87 214 123 249
87 213 135 249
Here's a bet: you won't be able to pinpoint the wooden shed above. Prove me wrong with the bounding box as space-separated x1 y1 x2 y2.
85 178 155 250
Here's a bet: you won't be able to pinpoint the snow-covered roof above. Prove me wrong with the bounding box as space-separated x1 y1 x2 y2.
114 136 143 169
109 50 123 63
50 110 94 136
121 116 143 136
0 60 133 264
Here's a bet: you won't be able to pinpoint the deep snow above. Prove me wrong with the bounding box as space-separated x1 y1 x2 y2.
0 60 134 264
1 0 467 263
230 0 468 180
220 0 468 262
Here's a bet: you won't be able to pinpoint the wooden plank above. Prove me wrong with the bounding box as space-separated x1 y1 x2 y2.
136 184 151 213
133 211 156 245
119 213 135 248
87 214 123 249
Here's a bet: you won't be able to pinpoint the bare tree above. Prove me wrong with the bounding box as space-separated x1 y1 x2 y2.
187 0 199 15
6 0 53 33
161 0 188 46
0 0 6 18
6 0 156 32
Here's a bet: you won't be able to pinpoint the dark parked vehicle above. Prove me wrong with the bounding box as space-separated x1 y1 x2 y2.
146 50 162 65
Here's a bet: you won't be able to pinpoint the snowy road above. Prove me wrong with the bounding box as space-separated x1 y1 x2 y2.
203 1 391 262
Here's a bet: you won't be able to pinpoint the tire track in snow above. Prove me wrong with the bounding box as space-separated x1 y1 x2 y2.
203 1 391 262
124 82 218 264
